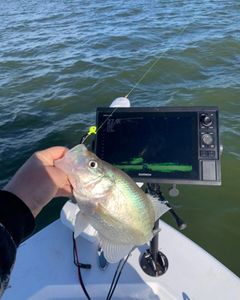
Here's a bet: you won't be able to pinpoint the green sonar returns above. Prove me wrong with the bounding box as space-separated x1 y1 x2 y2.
114 162 192 173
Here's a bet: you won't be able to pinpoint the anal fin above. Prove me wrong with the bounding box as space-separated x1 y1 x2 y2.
98 233 134 263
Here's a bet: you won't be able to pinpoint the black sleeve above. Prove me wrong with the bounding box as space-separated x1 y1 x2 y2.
0 190 35 297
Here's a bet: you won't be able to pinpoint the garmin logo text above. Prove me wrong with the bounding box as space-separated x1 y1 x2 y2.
138 173 152 177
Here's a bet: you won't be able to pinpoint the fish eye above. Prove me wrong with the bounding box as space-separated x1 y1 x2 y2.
89 160 98 168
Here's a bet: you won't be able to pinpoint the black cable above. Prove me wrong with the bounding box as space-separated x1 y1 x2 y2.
72 233 91 300
105 259 123 300
72 226 131 300
106 251 131 300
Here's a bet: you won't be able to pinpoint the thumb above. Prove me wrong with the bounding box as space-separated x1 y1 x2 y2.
36 147 69 166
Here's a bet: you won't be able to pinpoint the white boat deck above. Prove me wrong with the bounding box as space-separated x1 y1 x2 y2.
3 219 240 300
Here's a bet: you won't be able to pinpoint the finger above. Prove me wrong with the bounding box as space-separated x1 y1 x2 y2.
35 146 69 166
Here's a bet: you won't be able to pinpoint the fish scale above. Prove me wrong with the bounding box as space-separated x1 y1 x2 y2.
114 173 155 235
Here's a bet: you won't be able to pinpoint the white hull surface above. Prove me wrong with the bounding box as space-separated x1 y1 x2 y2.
3 219 240 300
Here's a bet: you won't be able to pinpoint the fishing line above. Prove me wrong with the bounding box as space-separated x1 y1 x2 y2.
81 23 191 146
124 23 190 99
81 106 119 144
95 106 118 134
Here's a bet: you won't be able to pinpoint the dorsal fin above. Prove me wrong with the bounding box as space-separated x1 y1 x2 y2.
147 194 170 221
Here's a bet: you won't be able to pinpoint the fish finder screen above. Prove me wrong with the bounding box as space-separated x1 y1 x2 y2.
95 108 200 183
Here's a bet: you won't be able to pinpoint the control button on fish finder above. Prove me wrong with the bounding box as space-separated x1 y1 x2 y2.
202 133 213 145
200 114 212 127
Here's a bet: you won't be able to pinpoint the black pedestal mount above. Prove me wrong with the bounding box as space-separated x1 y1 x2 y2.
140 183 186 277
140 220 169 277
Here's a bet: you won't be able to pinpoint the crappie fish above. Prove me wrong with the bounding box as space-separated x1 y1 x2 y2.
55 144 169 263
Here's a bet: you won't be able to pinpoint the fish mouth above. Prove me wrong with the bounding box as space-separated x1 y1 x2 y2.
68 144 88 157
54 145 87 172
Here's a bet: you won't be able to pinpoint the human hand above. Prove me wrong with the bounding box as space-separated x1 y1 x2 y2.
4 147 72 217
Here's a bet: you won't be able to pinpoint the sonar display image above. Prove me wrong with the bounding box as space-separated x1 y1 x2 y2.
96 111 199 181
114 157 193 173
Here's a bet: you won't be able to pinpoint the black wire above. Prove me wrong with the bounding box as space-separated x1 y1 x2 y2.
72 232 131 300
105 259 123 300
106 251 131 300
72 233 91 300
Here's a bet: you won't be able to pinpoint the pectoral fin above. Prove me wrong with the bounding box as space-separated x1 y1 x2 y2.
74 211 90 238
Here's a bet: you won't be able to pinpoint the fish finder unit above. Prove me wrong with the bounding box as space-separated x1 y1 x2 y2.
95 107 221 186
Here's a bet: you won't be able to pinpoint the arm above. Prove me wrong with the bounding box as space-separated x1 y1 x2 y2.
0 190 35 297
0 146 72 297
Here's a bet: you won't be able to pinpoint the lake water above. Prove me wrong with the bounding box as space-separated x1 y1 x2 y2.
0 0 240 276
